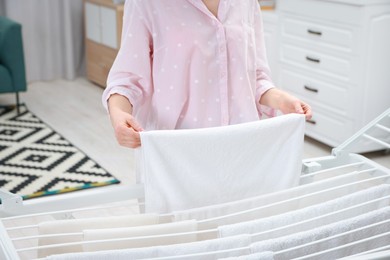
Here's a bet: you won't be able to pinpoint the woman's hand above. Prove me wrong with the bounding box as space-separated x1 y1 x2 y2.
260 88 313 120
108 94 143 148
278 91 312 120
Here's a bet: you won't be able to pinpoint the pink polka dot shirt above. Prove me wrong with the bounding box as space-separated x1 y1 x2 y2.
102 0 275 130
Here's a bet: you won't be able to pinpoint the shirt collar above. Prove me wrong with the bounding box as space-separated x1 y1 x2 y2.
187 0 230 22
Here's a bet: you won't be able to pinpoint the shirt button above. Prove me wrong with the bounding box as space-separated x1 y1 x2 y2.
220 46 225 52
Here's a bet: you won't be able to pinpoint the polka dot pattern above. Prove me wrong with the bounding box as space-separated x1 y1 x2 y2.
103 0 275 130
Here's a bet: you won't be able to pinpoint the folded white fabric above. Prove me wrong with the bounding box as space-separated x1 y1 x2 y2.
82 220 198 252
218 184 390 237
38 214 159 257
139 114 305 213
173 170 371 222
250 207 390 255
197 177 387 229
46 235 252 260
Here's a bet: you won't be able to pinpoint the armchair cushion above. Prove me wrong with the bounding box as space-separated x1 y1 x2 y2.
0 16 27 94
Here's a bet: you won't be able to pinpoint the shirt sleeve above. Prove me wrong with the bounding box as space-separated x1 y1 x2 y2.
252 0 276 117
102 0 153 111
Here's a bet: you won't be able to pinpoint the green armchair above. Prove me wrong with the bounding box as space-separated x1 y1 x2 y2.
0 16 27 113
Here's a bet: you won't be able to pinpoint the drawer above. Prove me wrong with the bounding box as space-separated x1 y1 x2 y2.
280 44 352 81
305 110 355 147
279 70 352 116
86 40 118 87
87 61 110 87
278 0 363 26
282 17 356 53
86 39 117 63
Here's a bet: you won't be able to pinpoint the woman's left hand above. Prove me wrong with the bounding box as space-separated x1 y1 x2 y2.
260 88 313 120
278 92 313 120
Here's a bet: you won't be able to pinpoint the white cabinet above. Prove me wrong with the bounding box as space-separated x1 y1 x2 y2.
100 6 118 49
278 0 390 152
84 0 124 87
262 10 280 84
85 2 101 44
85 1 118 49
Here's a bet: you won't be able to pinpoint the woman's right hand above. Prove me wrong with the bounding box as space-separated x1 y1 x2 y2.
108 94 143 148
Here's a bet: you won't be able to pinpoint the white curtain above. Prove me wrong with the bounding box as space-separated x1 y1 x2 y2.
2 0 85 82
0 1 5 16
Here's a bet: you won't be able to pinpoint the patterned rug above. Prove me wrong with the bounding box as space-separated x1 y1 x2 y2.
0 105 120 200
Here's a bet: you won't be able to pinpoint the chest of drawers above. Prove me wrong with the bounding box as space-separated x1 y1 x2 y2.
262 10 280 81
84 0 124 87
278 0 390 152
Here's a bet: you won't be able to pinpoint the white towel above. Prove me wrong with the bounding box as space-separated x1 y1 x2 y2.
339 248 390 260
339 245 390 259
82 220 198 252
173 170 370 222
139 114 305 213
218 184 390 237
149 247 251 259
276 219 390 259
250 207 390 254
38 214 159 257
251 195 390 242
218 251 275 260
197 176 388 230
46 235 252 260
295 231 390 260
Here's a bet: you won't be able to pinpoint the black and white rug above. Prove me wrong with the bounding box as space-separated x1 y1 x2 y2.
0 105 120 200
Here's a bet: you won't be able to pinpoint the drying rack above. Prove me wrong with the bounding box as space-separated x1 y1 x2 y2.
0 108 389 260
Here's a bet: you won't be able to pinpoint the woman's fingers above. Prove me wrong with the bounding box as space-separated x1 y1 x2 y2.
126 115 144 132
115 124 141 148
111 111 143 148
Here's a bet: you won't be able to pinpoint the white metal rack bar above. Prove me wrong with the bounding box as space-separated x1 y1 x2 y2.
332 107 390 156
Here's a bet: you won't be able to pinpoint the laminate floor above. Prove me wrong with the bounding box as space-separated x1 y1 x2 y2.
0 77 389 185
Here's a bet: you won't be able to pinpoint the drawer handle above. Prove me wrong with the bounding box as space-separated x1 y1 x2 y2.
307 119 317 125
304 85 319 93
307 29 322 36
306 56 321 63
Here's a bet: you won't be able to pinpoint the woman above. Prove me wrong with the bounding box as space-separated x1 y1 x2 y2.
103 0 312 148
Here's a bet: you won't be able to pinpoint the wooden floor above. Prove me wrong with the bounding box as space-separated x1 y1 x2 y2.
0 77 389 185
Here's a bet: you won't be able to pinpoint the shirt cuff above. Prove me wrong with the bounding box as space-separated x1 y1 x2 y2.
256 79 277 118
101 85 141 112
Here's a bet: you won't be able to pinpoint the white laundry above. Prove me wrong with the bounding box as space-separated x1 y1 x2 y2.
251 195 390 242
196 176 388 230
338 248 390 260
45 235 252 260
250 207 390 255
138 114 305 213
173 170 372 222
38 214 159 257
218 251 275 260
147 247 251 260
295 231 390 260
276 218 390 259
82 220 198 252
218 184 390 237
